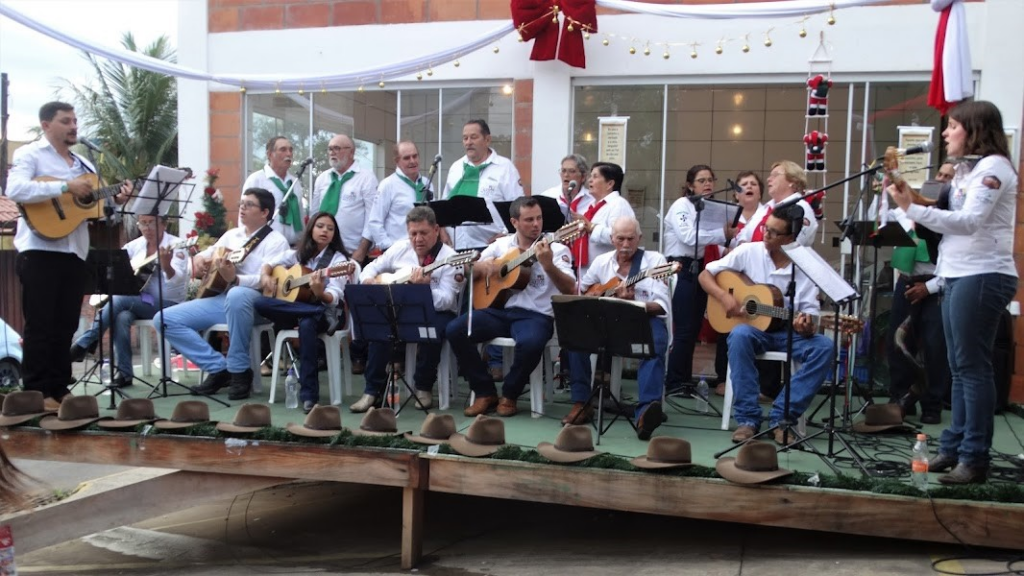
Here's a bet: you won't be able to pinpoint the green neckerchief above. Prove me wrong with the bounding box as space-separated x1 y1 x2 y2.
319 170 356 216
268 175 303 234
397 173 426 202
891 229 931 274
447 161 491 198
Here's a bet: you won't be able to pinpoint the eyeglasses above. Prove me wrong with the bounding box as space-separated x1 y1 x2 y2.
239 201 262 210
328 145 353 152
694 177 717 184
764 227 790 239
559 168 580 174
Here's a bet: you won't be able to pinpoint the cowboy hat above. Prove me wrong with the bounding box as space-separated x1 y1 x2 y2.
537 425 602 463
350 407 400 437
0 391 56 427
285 405 344 438
631 436 695 470
852 404 914 434
448 415 506 457
153 400 213 430
404 413 456 445
97 398 162 429
716 440 793 485
39 395 110 431
215 403 272 434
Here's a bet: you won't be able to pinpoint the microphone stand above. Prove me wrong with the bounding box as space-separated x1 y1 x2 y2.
424 157 442 202
277 160 313 223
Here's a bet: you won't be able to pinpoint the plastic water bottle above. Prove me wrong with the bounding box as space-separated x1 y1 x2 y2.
284 368 299 409
911 433 930 491
99 360 112 387
388 381 401 407
695 375 709 414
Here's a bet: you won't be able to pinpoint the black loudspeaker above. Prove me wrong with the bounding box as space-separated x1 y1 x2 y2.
993 309 1013 414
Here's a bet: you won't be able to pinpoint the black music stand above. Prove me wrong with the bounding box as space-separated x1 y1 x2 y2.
552 295 655 444
494 196 565 232
426 196 493 250
345 284 435 415
76 249 143 407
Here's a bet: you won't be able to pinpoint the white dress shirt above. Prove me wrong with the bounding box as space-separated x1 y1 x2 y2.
367 171 429 251
479 234 573 317
7 139 96 259
267 248 352 308
735 194 818 248
441 149 523 249
581 249 671 320
575 191 635 276
539 185 594 222
706 241 821 317
663 196 729 259
242 164 305 246
200 225 291 291
311 163 379 254
360 239 464 313
127 232 190 304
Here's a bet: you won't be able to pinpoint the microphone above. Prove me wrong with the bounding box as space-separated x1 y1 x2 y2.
298 157 314 168
78 137 102 153
728 179 742 194
427 154 442 178
874 141 933 161
567 180 578 195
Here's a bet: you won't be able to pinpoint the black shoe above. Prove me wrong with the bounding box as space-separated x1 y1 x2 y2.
195 370 231 395
303 400 316 414
227 369 253 400
110 374 133 389
928 452 957 473
325 314 342 337
920 410 941 425
636 401 663 441
896 393 918 417
69 344 90 363
938 462 988 485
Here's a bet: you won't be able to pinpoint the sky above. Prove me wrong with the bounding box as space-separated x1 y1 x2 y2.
0 0 180 141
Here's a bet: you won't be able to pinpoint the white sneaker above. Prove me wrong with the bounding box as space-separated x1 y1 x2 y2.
414 390 433 409
349 394 377 413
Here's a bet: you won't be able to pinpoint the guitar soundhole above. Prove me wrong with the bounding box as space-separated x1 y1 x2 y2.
744 300 757 316
284 279 292 293
74 195 97 209
499 264 509 277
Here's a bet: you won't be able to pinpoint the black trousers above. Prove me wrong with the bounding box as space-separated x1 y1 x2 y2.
16 250 88 399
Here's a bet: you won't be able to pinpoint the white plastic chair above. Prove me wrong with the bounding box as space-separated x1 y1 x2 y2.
199 323 275 394
721 351 793 430
133 319 171 378
485 336 558 418
405 341 455 410
268 328 351 406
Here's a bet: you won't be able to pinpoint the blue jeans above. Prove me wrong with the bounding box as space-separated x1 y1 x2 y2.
447 307 553 400
76 295 172 378
364 311 455 395
939 273 1017 467
153 287 263 374
568 318 668 418
727 323 833 429
665 260 707 386
886 275 950 412
253 297 328 403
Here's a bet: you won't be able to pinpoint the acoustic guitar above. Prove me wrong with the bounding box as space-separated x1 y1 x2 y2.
706 270 863 334
196 246 245 298
882 146 937 207
584 262 680 297
472 221 587 310
19 174 130 240
374 250 480 285
265 262 357 303
89 237 199 308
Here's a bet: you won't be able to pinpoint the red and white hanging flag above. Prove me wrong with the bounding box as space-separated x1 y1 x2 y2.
928 0 973 115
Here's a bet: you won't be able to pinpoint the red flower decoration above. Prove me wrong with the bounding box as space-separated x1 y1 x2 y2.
204 186 216 196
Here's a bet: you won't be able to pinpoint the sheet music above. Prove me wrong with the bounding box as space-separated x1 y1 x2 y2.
782 242 858 304
129 166 190 217
693 198 740 232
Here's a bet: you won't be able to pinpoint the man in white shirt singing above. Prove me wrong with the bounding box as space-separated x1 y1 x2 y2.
311 134 378 265
366 141 433 253
242 136 305 246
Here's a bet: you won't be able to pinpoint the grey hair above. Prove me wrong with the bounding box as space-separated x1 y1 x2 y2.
611 216 642 237
562 154 588 177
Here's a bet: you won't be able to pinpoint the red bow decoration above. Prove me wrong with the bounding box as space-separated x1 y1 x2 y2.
511 0 597 69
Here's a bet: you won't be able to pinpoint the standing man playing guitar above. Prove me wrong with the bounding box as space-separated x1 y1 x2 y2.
70 214 190 387
353 207 466 412
698 204 832 445
7 101 132 411
154 188 290 400
448 196 576 417
565 217 672 440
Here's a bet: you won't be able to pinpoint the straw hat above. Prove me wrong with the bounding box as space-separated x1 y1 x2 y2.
852 404 914 434
215 403 272 434
350 407 400 437
404 413 457 445
39 395 110 431
285 405 344 438
630 437 695 470
97 399 162 429
0 391 56 427
537 425 602 463
448 415 506 457
153 400 213 430
716 440 793 485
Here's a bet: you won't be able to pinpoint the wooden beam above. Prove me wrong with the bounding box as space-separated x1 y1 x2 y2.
425 455 1024 550
1 469 289 555
401 458 428 569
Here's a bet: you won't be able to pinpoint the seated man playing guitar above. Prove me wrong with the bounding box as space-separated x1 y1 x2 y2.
354 206 467 412
698 204 832 445
448 196 577 417
254 212 356 413
153 188 290 400
565 216 674 440
70 214 191 387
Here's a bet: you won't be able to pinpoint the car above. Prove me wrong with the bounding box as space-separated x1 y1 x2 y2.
0 318 23 389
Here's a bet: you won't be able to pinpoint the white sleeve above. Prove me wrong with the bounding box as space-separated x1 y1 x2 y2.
431 265 462 312
367 180 391 248
310 172 326 214
359 174 380 242
590 199 635 247
501 162 524 200
359 245 395 282
5 148 63 203
704 243 749 275
323 253 350 308
796 201 818 247
906 157 1014 237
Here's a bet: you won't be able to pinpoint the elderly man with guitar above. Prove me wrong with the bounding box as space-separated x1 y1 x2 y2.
448 196 579 418
154 188 290 400
698 203 833 445
565 216 677 440
8 101 132 411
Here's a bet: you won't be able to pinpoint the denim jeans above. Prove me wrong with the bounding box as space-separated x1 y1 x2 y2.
665 259 707 386
253 297 328 403
568 318 668 418
447 307 553 400
886 275 950 412
939 273 1017 467
365 311 455 395
153 287 263 374
727 323 833 429
76 295 171 379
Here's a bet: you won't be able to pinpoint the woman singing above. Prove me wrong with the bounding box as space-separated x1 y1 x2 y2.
887 100 1018 484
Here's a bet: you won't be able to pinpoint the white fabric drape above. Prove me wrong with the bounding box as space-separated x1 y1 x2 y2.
931 0 973 103
595 0 892 19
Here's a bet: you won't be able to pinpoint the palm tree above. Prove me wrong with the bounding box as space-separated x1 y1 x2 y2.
63 32 178 184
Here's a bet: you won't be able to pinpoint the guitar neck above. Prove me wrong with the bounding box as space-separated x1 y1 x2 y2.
748 302 820 324
292 264 351 288
504 228 575 272
92 182 126 201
